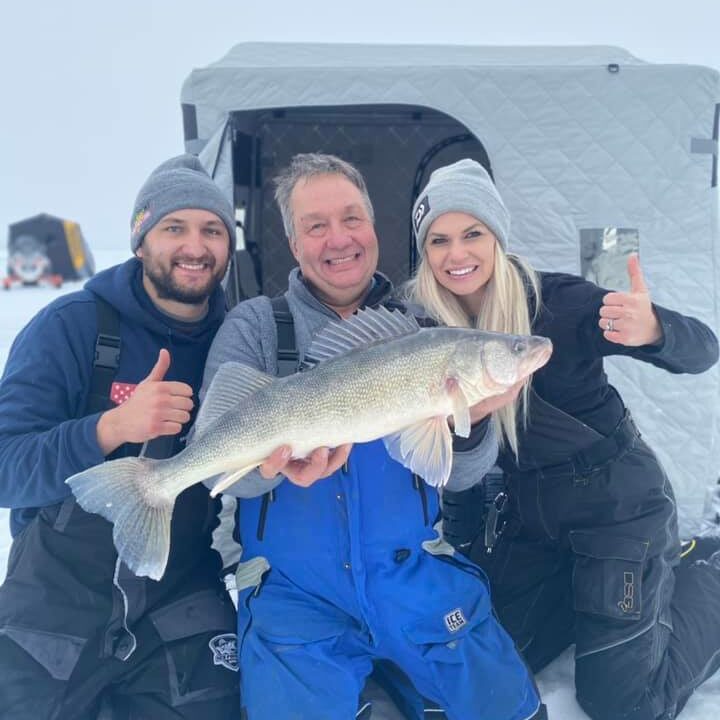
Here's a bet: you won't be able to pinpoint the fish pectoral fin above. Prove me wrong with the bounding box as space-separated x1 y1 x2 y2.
448 380 471 438
209 463 262 497
383 417 453 488
195 363 274 438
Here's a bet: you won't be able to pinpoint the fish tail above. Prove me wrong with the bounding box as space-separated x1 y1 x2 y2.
66 457 175 581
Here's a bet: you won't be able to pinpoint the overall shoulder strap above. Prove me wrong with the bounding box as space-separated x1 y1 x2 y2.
270 295 299 377
85 296 121 415
254 295 298 539
87 297 177 459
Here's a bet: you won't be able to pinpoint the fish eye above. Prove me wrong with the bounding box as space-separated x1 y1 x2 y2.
512 340 526 355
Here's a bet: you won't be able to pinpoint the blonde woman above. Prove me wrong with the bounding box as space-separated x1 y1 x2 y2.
408 159 720 720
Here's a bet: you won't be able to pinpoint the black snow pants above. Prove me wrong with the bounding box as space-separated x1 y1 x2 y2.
455 411 720 720
0 495 239 720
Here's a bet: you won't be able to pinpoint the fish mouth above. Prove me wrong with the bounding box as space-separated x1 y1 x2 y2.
519 338 553 377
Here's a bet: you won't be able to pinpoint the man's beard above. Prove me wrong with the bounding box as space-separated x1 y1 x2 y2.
142 254 224 305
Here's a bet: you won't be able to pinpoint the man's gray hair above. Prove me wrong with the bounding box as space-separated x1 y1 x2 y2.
273 153 375 240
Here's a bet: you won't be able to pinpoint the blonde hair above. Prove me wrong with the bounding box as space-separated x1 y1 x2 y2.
406 243 541 456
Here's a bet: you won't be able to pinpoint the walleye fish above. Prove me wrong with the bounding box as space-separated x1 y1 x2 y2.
66 307 552 580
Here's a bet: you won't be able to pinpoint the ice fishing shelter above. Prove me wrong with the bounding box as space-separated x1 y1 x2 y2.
5 214 95 287
181 42 720 530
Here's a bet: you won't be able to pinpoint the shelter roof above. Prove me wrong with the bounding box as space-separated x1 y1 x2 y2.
207 42 645 70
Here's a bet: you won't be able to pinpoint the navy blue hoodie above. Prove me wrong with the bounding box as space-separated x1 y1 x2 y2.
0 257 225 537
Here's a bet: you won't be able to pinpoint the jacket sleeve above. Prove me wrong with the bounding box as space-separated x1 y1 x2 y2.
539 273 718 374
200 297 284 499
628 303 719 374
579 282 719 373
0 305 106 510
445 419 499 492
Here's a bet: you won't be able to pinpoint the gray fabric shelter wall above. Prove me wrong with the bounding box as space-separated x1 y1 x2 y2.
182 42 720 533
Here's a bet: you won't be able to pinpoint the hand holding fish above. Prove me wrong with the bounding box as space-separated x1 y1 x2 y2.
259 443 353 487
96 349 194 455
467 381 524 425
598 254 663 346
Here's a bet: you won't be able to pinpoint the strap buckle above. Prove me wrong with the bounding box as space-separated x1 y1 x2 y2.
94 333 121 369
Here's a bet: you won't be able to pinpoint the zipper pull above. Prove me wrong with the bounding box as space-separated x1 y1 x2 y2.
484 491 508 554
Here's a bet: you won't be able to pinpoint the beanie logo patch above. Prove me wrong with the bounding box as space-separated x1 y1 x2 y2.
131 207 151 238
413 195 430 234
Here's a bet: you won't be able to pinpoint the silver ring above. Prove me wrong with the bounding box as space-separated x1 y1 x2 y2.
606 318 614 332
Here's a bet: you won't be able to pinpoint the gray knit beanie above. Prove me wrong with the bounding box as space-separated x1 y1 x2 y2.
130 154 236 253
412 159 510 253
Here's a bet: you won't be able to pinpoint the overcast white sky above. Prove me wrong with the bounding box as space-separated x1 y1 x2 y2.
2 0 720 251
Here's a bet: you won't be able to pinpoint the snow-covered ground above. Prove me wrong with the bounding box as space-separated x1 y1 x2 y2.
1 248 719 718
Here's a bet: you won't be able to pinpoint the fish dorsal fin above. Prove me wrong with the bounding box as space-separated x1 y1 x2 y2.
194 362 273 437
383 416 454 488
307 306 420 363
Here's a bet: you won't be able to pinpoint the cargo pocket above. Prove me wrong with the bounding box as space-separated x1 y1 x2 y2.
402 593 491 665
149 589 238 707
251 598 351 648
569 530 649 621
0 625 86 681
402 595 538 718
150 588 236 643
245 569 354 651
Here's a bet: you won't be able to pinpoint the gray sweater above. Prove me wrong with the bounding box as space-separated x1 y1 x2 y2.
200 268 498 497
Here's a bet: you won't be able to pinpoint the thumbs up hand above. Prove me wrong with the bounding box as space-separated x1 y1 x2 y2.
96 349 195 455
597 254 663 347
142 347 173 384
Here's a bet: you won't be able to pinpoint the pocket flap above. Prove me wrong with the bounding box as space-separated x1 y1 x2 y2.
0 625 86 681
250 588 352 644
150 589 235 643
569 531 649 563
403 593 490 645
